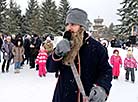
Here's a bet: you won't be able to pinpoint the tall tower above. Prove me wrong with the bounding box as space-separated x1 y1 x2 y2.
92 16 105 37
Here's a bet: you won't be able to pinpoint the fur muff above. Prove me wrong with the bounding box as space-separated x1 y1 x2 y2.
63 27 85 65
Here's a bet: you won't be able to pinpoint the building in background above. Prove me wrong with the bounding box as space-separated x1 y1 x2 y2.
92 16 106 38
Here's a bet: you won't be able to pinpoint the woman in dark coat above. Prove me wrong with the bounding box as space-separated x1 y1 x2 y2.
47 8 112 102
29 34 42 69
22 34 31 65
1 36 14 73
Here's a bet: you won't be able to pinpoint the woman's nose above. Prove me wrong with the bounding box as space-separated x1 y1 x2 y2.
66 24 72 31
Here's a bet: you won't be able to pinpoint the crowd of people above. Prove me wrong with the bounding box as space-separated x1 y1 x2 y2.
0 7 137 102
0 33 54 76
0 8 112 102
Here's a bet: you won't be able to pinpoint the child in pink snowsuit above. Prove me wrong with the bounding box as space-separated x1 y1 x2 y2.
110 49 122 79
124 48 137 83
35 45 48 77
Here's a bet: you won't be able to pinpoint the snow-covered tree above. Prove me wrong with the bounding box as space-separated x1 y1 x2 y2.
5 0 22 34
58 0 70 34
41 0 59 36
0 0 7 33
117 0 138 36
25 0 41 35
108 23 115 35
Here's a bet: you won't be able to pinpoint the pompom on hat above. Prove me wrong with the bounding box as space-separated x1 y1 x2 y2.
66 8 88 29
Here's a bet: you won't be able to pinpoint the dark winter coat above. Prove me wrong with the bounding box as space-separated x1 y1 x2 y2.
47 32 112 102
1 40 14 60
30 37 42 57
0 37 3 49
23 38 31 58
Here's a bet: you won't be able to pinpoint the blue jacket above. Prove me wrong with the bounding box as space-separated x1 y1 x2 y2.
47 32 112 102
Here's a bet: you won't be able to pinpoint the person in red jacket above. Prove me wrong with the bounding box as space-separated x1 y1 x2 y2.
110 49 122 79
35 44 48 77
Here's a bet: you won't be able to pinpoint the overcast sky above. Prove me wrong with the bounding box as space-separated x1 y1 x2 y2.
7 0 123 26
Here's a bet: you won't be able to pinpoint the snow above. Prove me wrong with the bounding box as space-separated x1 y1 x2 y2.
0 65 57 102
0 46 138 102
107 47 138 102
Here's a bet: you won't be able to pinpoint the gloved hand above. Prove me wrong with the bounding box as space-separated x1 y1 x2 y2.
124 67 127 70
135 68 137 71
63 31 72 41
54 31 72 57
55 39 71 57
89 85 107 102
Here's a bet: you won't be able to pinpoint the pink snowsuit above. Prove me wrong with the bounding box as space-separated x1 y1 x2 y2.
110 55 122 77
124 57 137 69
35 50 48 76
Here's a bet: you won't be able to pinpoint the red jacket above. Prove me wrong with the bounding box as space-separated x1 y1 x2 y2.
110 55 122 76
35 50 48 65
110 55 122 66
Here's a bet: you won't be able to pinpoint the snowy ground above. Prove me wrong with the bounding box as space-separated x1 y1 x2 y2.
0 46 138 102
107 47 138 102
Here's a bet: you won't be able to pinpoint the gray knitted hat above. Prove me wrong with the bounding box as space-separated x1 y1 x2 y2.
66 8 88 29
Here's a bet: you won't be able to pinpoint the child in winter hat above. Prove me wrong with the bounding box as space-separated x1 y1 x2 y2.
35 44 48 77
113 49 119 55
124 47 137 83
110 49 122 79
127 47 133 56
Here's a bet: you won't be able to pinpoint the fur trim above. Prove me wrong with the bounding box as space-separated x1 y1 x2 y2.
63 28 85 65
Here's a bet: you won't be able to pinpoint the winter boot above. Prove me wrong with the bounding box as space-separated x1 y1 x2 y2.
14 69 20 73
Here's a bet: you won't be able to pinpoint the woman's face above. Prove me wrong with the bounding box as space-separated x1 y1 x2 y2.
66 23 81 33
6 36 11 42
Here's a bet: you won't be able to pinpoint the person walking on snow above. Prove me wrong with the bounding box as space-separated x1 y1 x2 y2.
12 40 24 73
110 49 122 79
1 36 14 73
35 44 48 77
124 47 137 83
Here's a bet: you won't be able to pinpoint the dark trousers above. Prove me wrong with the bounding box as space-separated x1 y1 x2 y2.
21 56 29 66
125 68 135 82
2 59 11 72
29 55 35 68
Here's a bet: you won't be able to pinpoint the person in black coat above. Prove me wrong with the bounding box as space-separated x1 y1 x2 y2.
0 33 3 62
47 8 112 102
21 34 31 65
110 37 116 47
29 34 42 69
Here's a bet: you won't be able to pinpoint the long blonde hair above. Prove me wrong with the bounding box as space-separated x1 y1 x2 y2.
63 27 85 65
